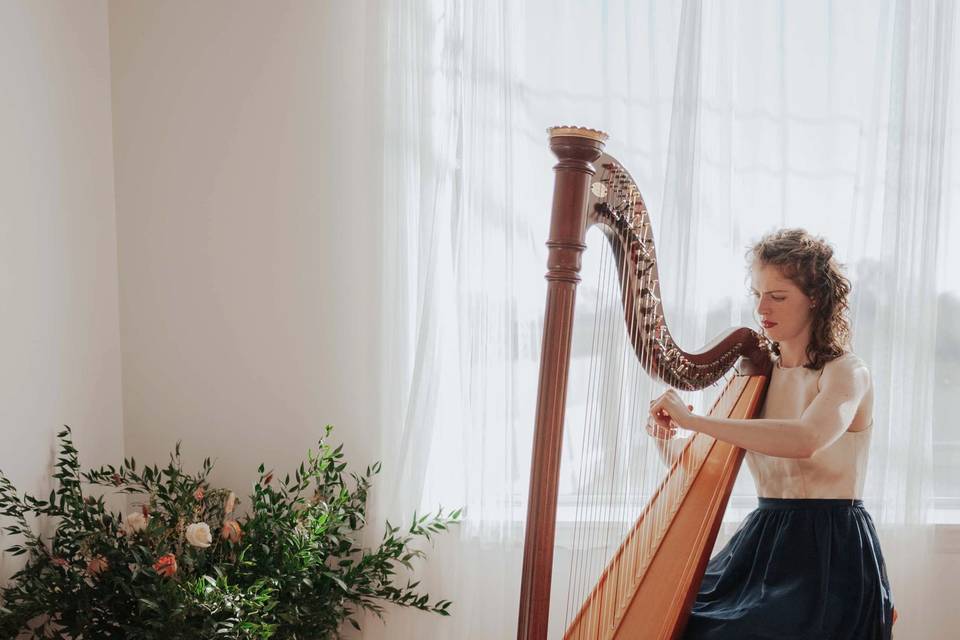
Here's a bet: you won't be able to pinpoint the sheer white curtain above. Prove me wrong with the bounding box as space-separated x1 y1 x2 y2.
365 1 960 638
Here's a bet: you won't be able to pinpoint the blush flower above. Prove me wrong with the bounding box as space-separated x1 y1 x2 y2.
124 511 148 535
224 491 237 514
220 519 242 543
86 555 109 577
185 522 212 549
153 553 177 577
193 487 205 501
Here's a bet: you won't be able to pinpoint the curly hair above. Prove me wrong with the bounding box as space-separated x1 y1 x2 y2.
746 228 852 370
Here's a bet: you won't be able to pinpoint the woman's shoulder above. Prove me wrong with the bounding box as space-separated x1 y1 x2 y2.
818 351 871 390
826 351 868 370
817 351 873 388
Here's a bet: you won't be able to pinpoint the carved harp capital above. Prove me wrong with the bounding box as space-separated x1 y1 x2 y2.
548 126 608 173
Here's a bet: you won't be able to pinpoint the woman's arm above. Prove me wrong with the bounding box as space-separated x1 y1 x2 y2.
649 356 870 459
683 415 812 458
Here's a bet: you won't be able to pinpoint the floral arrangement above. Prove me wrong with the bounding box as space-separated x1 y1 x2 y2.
0 427 460 639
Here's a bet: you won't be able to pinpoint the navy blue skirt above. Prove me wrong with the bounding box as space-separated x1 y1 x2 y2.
682 498 894 640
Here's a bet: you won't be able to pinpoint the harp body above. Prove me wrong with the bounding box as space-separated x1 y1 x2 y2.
517 128 772 640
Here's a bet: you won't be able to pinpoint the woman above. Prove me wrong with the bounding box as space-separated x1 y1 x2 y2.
648 229 896 639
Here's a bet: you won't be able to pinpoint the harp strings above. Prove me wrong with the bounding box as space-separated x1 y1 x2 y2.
559 167 612 636
559 165 702 638
563 166 619 635
613 181 652 619
630 205 662 614
563 215 611 630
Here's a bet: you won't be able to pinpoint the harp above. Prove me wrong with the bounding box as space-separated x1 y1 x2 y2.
517 127 772 640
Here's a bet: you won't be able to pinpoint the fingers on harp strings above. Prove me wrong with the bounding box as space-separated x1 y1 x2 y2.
646 391 694 440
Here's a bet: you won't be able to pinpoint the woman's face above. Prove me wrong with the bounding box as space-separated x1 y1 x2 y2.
749 260 815 345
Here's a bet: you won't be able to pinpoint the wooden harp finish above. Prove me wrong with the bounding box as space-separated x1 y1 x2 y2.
516 128 772 640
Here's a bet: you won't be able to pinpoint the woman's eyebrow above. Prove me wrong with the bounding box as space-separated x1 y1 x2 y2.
750 288 789 294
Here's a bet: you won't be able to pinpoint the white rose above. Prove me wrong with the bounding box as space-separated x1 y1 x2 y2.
185 522 212 549
124 512 148 535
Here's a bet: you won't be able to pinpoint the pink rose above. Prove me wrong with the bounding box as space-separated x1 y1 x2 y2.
153 553 177 577
193 487 205 501
221 519 242 543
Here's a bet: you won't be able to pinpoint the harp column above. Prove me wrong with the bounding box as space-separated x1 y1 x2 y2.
518 127 607 640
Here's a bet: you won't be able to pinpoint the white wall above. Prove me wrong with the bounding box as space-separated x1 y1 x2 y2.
0 1 124 582
108 0 382 518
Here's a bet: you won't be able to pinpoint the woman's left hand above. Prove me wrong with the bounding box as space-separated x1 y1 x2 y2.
649 389 695 431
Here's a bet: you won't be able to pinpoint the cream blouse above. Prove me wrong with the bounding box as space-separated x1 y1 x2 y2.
744 353 872 499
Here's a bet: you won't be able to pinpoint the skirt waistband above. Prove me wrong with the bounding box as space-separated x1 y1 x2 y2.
757 497 863 510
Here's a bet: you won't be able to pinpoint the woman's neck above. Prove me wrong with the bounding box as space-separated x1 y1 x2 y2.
777 339 810 368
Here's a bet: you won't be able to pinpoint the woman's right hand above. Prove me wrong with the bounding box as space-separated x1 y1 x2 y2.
644 404 693 440
645 415 677 440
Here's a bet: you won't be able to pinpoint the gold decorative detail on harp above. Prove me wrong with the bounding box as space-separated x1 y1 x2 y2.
517 128 772 640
